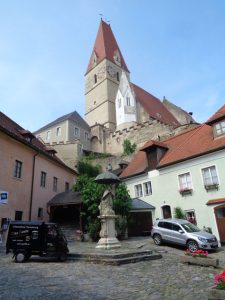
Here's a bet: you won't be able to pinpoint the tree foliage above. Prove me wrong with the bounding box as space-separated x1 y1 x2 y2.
122 139 137 155
73 161 132 240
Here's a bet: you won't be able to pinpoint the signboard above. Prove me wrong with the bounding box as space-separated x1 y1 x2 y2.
0 191 8 204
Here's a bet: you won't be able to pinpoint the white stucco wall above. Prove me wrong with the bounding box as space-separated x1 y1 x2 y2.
123 149 225 243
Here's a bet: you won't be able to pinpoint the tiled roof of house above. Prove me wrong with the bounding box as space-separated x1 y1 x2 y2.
131 83 180 127
34 111 90 133
120 106 225 178
86 20 129 74
206 104 225 125
48 190 82 206
0 111 77 174
131 198 155 210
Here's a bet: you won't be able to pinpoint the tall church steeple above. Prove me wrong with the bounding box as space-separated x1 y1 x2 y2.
85 20 129 130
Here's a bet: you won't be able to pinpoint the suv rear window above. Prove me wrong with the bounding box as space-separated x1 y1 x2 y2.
158 221 172 230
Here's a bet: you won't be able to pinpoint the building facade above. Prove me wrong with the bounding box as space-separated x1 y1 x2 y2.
0 112 77 231
121 104 225 244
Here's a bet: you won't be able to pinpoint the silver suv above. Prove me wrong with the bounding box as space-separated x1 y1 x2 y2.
151 218 218 251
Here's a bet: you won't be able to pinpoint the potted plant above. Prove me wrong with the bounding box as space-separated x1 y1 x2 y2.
208 270 225 299
180 249 219 268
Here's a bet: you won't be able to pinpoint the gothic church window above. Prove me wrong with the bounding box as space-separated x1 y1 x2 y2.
126 96 131 106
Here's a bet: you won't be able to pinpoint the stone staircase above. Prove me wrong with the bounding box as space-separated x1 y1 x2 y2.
58 222 80 242
68 250 162 265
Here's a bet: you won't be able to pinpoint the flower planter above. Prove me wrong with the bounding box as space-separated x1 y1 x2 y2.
208 288 225 299
180 255 219 268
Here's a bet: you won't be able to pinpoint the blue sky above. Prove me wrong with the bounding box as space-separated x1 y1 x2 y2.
1 0 225 131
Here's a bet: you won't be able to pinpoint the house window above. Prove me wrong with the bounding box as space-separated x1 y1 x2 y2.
202 166 218 187
214 121 225 137
74 127 80 137
94 74 97 84
46 130 51 140
126 96 131 106
144 181 152 196
178 172 192 191
15 210 23 221
56 127 61 136
14 160 22 178
40 171 46 187
65 182 69 191
38 208 43 219
185 210 197 225
134 184 143 197
84 132 89 141
53 177 58 192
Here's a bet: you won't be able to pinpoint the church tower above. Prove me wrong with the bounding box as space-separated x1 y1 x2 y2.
85 20 129 131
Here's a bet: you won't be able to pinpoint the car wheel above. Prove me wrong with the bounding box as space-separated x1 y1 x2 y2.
187 240 199 252
153 234 163 246
15 251 27 263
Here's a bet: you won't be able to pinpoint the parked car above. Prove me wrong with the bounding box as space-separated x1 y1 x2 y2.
6 221 69 262
151 218 218 251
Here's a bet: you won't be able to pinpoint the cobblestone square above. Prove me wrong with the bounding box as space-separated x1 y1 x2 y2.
0 237 224 300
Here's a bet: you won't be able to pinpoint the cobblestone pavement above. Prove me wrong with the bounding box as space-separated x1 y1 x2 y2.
0 237 225 300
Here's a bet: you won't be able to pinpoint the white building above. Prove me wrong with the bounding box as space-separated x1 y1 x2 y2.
121 104 225 245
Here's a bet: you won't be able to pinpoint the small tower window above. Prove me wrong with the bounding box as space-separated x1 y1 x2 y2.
126 96 131 106
116 72 120 81
94 74 97 84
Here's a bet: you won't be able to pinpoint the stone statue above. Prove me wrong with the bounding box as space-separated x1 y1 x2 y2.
99 189 115 216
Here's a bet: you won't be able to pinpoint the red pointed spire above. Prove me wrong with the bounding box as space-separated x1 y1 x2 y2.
86 20 129 74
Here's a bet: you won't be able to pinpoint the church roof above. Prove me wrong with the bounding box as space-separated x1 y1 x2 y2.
86 20 129 74
131 83 180 127
34 111 90 133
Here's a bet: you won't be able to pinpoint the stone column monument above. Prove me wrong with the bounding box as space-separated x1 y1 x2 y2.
95 166 121 250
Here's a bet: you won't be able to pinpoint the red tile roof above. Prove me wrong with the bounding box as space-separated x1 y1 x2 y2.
0 111 76 174
86 20 129 74
132 83 180 127
120 107 225 179
206 198 225 205
206 104 225 125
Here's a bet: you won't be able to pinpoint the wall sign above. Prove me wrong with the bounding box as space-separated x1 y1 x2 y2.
0 191 8 204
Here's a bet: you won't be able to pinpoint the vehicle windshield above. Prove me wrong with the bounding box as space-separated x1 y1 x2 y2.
181 223 201 233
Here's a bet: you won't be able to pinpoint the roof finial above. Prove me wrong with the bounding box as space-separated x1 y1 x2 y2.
99 13 103 20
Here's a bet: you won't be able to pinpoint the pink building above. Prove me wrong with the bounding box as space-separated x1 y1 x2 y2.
0 112 77 229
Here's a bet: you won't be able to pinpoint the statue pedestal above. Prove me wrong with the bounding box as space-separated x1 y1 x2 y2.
96 215 121 250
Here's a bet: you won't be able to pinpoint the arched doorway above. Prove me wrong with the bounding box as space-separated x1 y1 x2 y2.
162 205 172 219
214 204 225 243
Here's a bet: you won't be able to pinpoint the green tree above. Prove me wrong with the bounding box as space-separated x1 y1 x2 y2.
73 162 132 240
122 139 137 155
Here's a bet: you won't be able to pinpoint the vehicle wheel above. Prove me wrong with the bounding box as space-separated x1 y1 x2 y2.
58 252 67 262
153 234 163 246
15 251 27 263
187 240 199 252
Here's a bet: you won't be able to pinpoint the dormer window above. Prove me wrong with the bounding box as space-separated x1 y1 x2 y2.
214 120 225 137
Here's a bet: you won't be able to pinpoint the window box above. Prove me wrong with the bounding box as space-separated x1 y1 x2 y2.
179 188 193 196
204 184 219 191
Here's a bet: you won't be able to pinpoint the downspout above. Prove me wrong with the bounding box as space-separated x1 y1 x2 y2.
29 152 39 220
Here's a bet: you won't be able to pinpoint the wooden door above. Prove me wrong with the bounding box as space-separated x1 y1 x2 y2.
162 205 172 219
214 204 225 243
